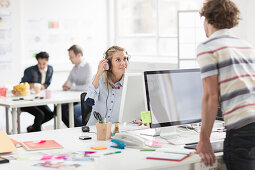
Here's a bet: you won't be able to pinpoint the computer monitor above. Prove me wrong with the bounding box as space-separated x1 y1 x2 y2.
119 73 147 123
144 68 203 129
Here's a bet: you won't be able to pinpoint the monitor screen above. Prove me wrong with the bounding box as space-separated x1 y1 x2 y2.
119 73 147 123
144 69 203 128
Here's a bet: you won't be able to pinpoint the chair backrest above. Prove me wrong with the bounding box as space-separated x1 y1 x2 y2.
80 92 92 126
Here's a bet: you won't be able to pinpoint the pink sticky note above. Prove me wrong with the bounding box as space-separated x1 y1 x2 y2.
40 155 54 160
152 141 163 147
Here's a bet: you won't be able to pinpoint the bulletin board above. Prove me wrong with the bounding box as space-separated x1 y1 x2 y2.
0 0 12 74
23 0 107 71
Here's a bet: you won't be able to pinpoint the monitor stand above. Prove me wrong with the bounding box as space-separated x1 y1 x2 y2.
139 126 177 137
158 126 178 139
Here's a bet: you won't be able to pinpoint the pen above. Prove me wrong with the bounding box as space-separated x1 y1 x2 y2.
185 142 198 145
34 140 46 144
104 151 121 155
140 149 156 151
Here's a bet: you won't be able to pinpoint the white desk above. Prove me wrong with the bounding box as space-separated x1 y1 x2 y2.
2 127 226 170
0 90 83 134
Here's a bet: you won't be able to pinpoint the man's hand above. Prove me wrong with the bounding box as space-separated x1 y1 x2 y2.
196 139 215 166
62 81 72 91
29 83 34 89
41 85 46 90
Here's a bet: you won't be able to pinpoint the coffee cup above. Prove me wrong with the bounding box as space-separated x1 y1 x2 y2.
34 83 41 94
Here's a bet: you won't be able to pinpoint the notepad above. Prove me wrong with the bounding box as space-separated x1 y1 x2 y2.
146 152 190 162
22 140 63 151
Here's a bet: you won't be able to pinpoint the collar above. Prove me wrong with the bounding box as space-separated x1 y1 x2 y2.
38 65 48 73
75 59 86 68
109 75 124 89
209 29 232 39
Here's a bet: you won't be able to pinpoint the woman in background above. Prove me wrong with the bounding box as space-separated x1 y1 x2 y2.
85 46 129 125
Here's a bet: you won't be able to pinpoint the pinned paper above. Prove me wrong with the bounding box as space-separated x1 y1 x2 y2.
141 111 152 124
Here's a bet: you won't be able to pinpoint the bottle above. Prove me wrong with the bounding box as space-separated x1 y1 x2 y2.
113 123 119 136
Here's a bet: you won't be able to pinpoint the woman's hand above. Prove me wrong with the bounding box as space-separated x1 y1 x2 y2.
96 59 109 77
93 59 109 89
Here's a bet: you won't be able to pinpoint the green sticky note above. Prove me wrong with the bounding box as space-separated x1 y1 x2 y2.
141 111 152 124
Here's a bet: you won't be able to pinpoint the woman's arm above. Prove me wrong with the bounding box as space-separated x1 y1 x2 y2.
93 59 108 89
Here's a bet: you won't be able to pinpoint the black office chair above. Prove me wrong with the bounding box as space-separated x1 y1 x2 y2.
80 92 92 126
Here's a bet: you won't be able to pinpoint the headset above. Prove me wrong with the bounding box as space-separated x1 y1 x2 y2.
103 50 130 72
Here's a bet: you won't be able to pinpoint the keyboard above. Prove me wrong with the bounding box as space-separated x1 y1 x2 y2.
162 131 225 145
120 124 149 132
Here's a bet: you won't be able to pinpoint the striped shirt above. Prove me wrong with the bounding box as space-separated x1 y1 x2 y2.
197 29 255 130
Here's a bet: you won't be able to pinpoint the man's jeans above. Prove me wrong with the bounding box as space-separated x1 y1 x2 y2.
61 103 82 127
224 122 255 170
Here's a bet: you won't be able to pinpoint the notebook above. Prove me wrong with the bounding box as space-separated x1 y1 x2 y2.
184 141 224 153
22 140 63 151
10 138 22 147
146 152 191 162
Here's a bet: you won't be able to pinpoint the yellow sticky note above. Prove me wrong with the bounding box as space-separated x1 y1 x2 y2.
141 111 152 124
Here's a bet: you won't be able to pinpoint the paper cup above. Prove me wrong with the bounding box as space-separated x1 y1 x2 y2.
34 83 41 94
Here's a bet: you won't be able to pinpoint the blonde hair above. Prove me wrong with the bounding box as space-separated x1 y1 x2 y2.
104 46 127 87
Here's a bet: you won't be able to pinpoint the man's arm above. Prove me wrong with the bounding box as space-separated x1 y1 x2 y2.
44 66 54 89
62 69 73 91
196 75 219 166
21 68 32 83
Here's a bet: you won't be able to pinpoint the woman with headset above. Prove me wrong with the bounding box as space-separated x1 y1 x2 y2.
85 46 130 126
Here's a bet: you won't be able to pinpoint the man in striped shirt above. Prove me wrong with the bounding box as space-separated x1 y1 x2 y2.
196 0 255 169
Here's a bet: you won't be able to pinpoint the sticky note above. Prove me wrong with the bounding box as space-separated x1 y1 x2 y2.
16 158 29 161
141 111 152 124
90 146 107 150
151 141 163 147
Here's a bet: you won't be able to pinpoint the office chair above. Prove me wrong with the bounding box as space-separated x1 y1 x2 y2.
80 92 92 126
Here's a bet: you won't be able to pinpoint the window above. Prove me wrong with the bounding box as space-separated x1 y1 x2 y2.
178 10 206 68
115 0 203 63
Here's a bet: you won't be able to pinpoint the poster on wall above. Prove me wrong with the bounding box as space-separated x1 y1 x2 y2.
25 18 95 69
0 0 12 62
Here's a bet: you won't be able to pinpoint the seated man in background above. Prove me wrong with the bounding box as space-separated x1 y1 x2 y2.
20 51 54 132
61 45 92 127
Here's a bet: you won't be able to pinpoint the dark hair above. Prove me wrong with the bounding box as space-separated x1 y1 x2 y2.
68 45 83 56
35 52 49 61
200 0 240 29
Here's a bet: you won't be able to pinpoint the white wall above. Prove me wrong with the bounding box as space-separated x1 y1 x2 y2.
232 0 255 46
